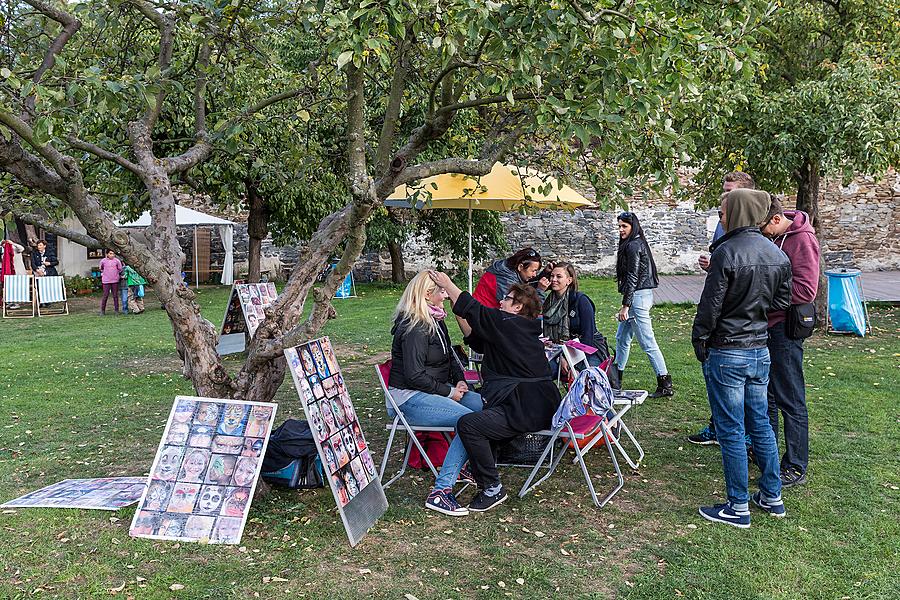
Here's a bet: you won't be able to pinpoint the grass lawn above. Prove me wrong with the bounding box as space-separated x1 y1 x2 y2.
1 281 897 599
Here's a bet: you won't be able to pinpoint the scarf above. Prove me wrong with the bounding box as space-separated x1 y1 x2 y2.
542 290 570 342
428 303 447 320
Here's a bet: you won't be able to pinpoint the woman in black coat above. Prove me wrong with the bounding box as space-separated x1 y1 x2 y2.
31 240 59 277
429 270 561 513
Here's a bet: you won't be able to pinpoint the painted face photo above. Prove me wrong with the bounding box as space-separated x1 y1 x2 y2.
307 403 327 442
343 470 360 499
217 404 247 436
249 285 260 300
322 342 340 377
222 487 250 518
340 392 356 422
323 376 338 400
143 480 173 511
335 372 347 395
331 474 349 507
166 482 201 513
341 427 357 460
205 454 237 485
211 435 243 455
189 425 214 448
266 282 277 298
311 342 330 378
286 348 301 372
212 516 243 544
300 347 315 374
322 443 339 474
184 515 215 540
245 405 272 438
241 437 264 457
238 287 250 302
178 448 210 482
231 456 258 487
320 400 337 434
195 402 221 426
196 485 226 515
311 376 325 401
131 511 159 535
158 516 187 538
351 422 367 453
166 421 190 445
331 433 349 467
299 379 314 404
173 399 196 424
361 450 377 480
350 457 368 489
154 446 184 481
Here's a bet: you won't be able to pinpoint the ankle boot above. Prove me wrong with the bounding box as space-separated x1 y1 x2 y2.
649 374 674 398
615 368 624 389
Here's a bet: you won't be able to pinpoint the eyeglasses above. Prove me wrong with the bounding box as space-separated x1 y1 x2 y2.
502 294 516 302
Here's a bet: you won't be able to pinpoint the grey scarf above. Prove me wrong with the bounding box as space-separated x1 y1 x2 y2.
542 291 570 342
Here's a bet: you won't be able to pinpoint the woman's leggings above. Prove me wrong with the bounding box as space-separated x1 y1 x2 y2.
101 282 120 313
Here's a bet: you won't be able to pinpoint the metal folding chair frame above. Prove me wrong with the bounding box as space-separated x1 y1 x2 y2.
35 276 69 317
2 274 35 319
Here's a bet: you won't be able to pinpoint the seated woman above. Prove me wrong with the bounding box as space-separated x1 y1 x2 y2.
389 272 483 516
472 247 549 308
430 270 562 513
543 261 604 368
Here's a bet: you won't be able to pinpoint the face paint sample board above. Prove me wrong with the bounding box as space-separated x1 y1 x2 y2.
217 282 279 355
1 477 146 510
129 396 277 544
285 337 387 546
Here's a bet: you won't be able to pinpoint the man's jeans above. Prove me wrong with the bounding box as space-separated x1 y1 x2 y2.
767 321 809 473
703 348 781 505
388 391 483 490
615 289 668 376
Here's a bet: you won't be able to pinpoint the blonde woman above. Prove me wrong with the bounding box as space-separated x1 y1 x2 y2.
389 271 483 516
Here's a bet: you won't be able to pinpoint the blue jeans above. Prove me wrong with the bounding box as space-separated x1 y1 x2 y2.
767 322 809 473
120 285 129 313
615 289 668 376
703 348 781 505
389 391 483 489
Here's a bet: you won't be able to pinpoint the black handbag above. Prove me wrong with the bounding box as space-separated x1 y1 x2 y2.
786 303 816 339
497 434 563 466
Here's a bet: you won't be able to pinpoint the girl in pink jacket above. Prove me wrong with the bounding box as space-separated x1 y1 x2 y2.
98 250 124 315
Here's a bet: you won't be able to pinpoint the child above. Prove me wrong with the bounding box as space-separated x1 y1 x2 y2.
98 249 124 315
123 264 147 314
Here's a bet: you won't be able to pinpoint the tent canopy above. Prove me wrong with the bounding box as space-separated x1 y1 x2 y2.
116 205 236 228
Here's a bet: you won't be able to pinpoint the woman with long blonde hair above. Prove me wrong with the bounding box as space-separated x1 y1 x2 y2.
388 272 483 516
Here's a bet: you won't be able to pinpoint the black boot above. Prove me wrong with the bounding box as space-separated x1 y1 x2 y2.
649 374 674 398
615 368 624 390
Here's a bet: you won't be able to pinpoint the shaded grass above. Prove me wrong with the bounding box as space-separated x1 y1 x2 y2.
0 281 897 599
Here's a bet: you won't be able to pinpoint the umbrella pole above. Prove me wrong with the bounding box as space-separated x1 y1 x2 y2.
468 200 473 292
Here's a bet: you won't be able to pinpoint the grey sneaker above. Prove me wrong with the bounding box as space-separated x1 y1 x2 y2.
780 466 808 488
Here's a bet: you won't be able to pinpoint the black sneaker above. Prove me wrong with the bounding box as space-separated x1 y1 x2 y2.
687 426 718 446
780 466 808 488
698 502 751 529
467 487 508 512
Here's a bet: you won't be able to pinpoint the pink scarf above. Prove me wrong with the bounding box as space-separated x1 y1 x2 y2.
428 303 447 320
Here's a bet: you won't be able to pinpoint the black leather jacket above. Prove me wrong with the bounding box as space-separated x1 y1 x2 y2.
617 239 657 307
691 227 792 361
390 317 463 396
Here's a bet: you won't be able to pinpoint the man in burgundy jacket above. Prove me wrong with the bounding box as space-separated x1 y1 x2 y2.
761 198 820 488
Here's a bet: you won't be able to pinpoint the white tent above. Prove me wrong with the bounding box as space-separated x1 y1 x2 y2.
117 205 235 286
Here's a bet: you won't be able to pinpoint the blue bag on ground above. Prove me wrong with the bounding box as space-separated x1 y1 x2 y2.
826 269 867 336
261 419 324 489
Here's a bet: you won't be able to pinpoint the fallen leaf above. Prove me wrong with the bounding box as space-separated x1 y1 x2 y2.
108 582 126 595
516 578 525 585
359 569 372 575
404 594 420 600
534 531 545 538
169 584 184 591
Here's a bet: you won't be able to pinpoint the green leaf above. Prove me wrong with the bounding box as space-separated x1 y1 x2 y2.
337 50 354 70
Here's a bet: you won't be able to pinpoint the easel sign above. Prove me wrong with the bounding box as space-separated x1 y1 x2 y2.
284 337 387 546
128 396 277 545
332 264 357 299
217 282 278 355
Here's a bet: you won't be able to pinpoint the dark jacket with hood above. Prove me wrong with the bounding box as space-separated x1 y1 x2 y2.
390 316 464 396
692 189 792 361
543 288 600 348
617 238 658 307
767 210 820 328
31 247 59 277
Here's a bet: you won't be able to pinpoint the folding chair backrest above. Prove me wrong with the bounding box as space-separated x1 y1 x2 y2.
36 276 66 303
562 344 589 372
376 360 404 414
3 274 31 303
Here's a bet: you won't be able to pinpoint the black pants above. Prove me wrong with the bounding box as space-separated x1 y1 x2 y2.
766 321 808 473
456 407 520 489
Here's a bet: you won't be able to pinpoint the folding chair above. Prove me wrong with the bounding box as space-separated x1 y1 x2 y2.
451 346 481 386
376 360 455 488
35 276 69 317
2 274 35 318
518 373 648 508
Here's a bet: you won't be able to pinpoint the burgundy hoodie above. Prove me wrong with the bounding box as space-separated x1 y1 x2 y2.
768 210 820 328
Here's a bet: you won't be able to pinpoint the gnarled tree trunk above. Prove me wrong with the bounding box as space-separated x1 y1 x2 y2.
794 157 828 324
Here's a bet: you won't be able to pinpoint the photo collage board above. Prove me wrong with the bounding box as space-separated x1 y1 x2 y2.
128 396 277 545
220 282 278 339
285 337 387 545
1 477 146 510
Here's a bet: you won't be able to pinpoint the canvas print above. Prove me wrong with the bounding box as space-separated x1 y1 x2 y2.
129 396 277 545
219 283 279 340
1 477 146 510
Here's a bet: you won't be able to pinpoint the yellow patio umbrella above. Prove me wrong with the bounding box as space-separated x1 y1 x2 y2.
386 162 593 290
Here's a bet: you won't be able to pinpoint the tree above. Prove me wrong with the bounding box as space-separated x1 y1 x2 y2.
0 0 765 403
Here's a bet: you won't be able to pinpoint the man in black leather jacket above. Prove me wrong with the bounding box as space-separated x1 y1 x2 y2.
693 189 792 528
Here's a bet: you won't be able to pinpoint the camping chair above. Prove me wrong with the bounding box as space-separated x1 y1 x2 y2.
376 360 456 488
2 274 35 318
451 345 481 386
517 368 648 508
35 276 69 317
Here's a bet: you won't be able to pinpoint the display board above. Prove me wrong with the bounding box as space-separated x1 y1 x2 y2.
217 282 278 354
1 477 146 510
129 396 277 544
284 337 387 546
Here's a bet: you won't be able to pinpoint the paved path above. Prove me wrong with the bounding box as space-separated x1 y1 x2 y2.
655 271 900 304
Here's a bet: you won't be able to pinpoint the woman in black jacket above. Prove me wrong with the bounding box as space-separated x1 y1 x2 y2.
430 270 562 513
30 240 59 277
389 272 483 517
542 261 605 367
615 212 673 397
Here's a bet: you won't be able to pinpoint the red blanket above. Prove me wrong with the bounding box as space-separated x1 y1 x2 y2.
1 240 16 284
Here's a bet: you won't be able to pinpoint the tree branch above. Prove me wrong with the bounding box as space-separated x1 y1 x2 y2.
22 0 81 122
375 28 413 174
126 0 175 131
434 93 543 117
1 206 102 248
67 137 143 175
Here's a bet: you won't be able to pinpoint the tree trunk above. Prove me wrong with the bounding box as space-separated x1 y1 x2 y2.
794 158 828 324
387 239 406 283
246 178 268 283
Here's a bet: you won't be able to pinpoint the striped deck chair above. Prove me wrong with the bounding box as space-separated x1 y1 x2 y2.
35 276 69 317
2 274 35 318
